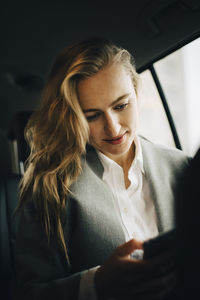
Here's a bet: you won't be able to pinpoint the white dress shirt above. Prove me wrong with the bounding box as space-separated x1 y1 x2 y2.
78 136 159 300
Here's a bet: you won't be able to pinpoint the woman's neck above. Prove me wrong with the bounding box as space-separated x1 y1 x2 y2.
113 143 135 189
115 143 135 170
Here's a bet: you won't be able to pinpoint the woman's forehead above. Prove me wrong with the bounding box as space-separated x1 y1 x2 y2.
77 64 134 109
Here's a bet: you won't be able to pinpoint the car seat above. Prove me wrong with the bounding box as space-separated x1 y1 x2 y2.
0 111 33 299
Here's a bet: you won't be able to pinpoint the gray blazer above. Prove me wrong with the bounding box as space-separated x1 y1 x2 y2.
14 137 189 300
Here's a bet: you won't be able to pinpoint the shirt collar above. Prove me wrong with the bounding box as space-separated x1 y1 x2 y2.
96 135 145 175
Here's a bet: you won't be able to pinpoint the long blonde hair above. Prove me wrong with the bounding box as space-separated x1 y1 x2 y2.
18 37 139 263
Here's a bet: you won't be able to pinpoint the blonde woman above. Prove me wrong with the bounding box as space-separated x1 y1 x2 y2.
15 38 189 300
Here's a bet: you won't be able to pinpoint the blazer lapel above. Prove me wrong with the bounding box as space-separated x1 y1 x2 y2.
85 144 104 179
140 138 175 233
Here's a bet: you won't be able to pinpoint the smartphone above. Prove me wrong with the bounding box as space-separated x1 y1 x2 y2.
143 229 176 259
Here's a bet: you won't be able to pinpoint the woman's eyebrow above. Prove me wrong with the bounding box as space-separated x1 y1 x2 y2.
82 93 130 113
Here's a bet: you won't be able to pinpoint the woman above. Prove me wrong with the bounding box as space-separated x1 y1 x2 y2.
14 37 189 300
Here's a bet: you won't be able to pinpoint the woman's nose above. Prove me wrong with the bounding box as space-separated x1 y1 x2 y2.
104 113 121 137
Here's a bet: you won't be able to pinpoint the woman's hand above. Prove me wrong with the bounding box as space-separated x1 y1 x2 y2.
94 239 176 300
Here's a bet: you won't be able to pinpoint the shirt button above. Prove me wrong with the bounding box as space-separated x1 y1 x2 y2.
132 232 139 239
123 207 128 213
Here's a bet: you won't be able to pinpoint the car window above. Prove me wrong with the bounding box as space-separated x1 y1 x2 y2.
154 38 200 157
137 69 175 149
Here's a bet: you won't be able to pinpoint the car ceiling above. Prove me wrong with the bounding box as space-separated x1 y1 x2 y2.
0 0 200 132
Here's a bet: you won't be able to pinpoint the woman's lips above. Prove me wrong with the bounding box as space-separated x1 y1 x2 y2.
103 132 127 145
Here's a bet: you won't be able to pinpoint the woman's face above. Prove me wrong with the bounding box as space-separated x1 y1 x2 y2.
77 63 139 162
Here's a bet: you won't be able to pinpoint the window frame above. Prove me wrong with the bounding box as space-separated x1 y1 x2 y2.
136 32 200 151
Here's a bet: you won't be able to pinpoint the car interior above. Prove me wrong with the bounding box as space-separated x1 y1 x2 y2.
0 1 200 299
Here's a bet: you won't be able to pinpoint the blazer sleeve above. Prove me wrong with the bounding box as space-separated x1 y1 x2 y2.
14 200 84 300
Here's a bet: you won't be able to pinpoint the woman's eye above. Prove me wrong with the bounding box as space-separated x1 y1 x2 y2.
114 103 129 111
86 113 101 122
